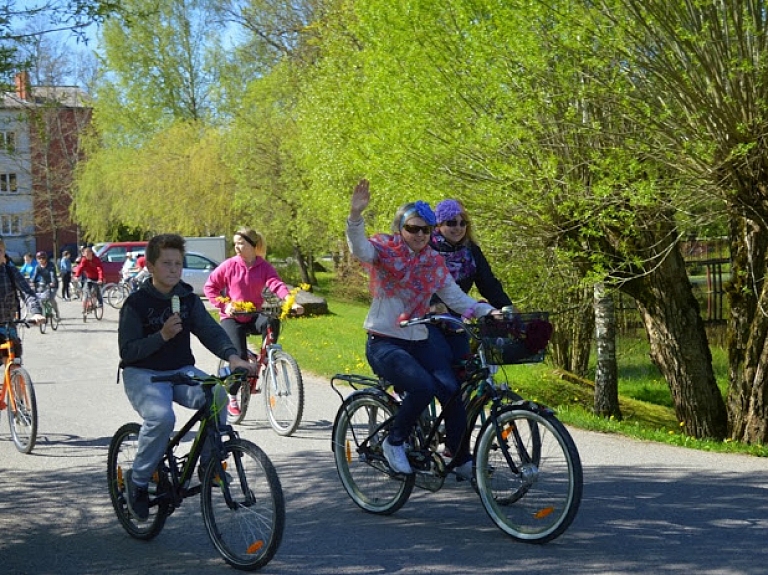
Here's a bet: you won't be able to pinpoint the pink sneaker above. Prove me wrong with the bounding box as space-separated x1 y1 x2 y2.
227 397 241 417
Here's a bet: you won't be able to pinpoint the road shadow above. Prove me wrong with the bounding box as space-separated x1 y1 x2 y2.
2 442 768 575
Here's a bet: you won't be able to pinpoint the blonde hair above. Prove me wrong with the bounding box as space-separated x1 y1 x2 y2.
235 228 267 258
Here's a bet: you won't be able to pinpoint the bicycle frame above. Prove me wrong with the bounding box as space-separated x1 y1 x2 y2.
244 319 281 393
150 380 238 512
0 320 29 411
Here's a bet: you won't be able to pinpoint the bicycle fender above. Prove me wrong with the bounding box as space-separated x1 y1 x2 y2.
330 388 397 452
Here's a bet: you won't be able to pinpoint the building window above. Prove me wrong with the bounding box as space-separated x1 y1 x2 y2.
0 131 16 152
0 173 17 193
0 213 24 235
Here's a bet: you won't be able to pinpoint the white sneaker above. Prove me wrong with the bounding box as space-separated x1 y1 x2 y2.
454 459 474 481
382 437 413 474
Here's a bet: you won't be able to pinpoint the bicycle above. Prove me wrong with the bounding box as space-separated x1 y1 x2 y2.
0 319 38 453
107 368 285 571
36 286 60 333
80 279 103 322
104 276 137 309
330 312 583 543
217 308 304 436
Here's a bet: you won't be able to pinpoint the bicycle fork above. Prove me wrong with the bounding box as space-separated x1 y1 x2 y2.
0 361 22 411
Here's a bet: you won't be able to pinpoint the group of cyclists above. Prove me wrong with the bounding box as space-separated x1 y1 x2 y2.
10 243 151 321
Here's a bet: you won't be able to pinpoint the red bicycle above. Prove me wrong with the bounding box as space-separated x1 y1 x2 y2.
217 309 304 436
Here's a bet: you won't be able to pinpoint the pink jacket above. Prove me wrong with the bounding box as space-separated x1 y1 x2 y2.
204 256 291 321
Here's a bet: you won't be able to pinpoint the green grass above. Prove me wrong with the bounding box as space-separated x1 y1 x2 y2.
248 273 768 457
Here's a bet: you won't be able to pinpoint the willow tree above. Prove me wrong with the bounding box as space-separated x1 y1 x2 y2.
594 0 768 443
72 0 236 238
296 0 726 437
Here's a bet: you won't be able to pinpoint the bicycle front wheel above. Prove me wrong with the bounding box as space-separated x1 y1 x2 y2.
94 295 104 320
7 366 37 453
106 423 169 540
263 350 304 436
332 392 414 515
200 438 285 571
39 312 47 333
475 407 582 543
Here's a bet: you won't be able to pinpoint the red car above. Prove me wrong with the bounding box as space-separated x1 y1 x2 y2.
95 241 148 284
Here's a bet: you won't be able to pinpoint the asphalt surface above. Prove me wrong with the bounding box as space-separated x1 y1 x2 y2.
2 299 768 574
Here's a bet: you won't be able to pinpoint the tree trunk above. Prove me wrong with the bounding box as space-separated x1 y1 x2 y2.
293 244 311 286
726 215 768 442
549 282 593 377
623 245 727 440
594 283 621 419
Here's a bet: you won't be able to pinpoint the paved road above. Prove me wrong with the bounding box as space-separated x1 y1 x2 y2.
2 300 768 575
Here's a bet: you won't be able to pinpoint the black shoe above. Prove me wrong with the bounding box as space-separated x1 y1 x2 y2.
124 469 149 521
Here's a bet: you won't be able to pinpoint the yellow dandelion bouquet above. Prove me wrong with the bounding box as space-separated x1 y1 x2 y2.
280 283 310 320
215 296 257 314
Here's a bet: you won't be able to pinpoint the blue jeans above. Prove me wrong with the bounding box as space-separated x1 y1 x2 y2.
365 333 469 464
427 323 471 366
123 365 227 487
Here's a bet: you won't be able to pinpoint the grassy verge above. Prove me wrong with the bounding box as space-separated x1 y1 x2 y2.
260 273 768 457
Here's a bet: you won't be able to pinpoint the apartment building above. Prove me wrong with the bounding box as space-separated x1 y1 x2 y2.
0 71 91 262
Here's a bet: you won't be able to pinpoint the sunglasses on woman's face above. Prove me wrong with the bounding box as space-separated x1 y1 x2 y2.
402 224 432 235
443 219 467 228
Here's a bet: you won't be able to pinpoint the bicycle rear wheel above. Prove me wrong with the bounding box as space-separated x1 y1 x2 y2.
475 407 582 543
200 438 285 571
7 366 37 453
50 309 60 331
263 350 304 436
332 391 414 515
107 422 169 540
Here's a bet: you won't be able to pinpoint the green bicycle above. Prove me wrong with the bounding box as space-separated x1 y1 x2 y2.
107 368 285 570
36 287 59 333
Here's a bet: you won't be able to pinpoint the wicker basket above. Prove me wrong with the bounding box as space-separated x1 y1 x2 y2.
477 312 551 365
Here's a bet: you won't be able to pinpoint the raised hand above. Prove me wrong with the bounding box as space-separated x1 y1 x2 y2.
350 178 370 219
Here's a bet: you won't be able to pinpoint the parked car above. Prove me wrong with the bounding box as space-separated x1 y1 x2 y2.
94 241 148 284
182 252 219 295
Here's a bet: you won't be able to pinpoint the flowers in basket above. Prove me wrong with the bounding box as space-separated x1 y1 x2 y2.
215 296 257 314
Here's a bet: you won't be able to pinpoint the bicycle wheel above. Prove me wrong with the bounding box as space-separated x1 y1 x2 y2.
475 407 582 543
263 350 304 436
200 438 285 571
94 294 104 320
106 283 130 309
7 366 37 453
332 391 414 515
39 309 47 334
217 358 253 425
50 309 60 331
107 422 169 540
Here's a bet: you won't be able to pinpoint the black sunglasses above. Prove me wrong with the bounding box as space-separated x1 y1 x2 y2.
444 219 467 228
402 224 432 235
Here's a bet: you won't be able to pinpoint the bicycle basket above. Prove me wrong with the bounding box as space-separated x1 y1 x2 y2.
477 312 552 365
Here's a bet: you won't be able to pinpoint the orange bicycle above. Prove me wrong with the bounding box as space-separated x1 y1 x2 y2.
0 319 38 453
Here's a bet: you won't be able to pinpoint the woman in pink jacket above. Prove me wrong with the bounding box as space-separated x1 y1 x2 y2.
204 227 304 417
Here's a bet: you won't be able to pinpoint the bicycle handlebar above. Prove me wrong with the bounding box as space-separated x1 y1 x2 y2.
150 367 248 385
5 318 34 329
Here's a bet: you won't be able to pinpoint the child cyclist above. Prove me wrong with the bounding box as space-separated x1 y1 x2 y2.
118 234 256 521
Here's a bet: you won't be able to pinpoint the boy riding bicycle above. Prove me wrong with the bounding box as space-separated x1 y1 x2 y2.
118 234 255 521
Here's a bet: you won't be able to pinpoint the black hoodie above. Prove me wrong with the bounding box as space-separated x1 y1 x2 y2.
118 278 237 371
